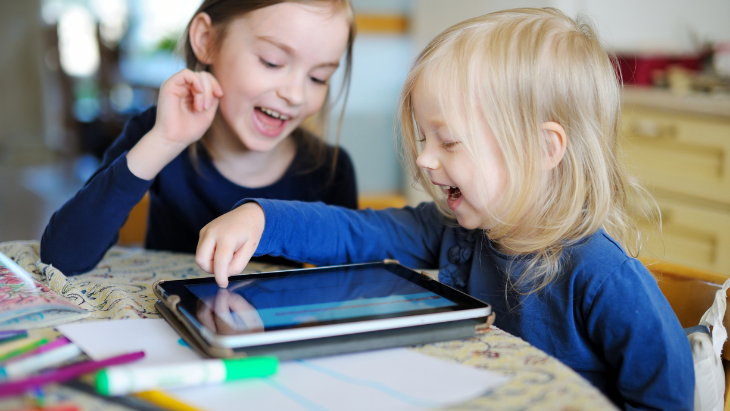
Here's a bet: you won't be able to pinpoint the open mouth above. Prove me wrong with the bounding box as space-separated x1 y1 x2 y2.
254 107 290 130
440 185 462 200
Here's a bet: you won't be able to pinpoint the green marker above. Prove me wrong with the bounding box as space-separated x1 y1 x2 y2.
0 338 48 362
95 356 279 396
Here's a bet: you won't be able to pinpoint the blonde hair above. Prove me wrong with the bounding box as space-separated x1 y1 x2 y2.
398 8 651 294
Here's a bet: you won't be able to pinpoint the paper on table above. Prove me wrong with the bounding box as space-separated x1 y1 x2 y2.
58 319 510 410
171 348 509 411
57 319 201 366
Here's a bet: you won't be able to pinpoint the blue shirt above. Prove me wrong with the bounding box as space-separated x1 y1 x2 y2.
246 199 694 411
40 107 358 275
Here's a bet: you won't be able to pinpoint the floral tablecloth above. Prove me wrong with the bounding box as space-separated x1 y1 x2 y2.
0 241 617 411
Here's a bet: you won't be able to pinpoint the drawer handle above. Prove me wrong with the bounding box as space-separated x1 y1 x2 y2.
630 119 677 139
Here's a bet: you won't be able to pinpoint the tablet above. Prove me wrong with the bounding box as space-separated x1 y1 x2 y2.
154 261 490 350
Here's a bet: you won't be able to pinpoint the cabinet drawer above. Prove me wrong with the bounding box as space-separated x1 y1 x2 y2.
633 195 730 275
621 108 730 205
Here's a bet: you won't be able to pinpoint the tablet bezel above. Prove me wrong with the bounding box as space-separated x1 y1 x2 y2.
155 262 491 348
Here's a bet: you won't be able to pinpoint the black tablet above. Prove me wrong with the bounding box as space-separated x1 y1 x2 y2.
154 261 490 350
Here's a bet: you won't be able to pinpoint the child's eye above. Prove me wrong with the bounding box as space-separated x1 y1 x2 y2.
416 136 426 143
441 141 459 150
310 76 327 85
260 58 280 69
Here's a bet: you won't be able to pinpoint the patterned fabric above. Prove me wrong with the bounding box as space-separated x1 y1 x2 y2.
2 241 289 321
0 241 617 410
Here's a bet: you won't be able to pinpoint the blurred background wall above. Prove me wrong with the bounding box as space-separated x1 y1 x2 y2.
1 0 729 273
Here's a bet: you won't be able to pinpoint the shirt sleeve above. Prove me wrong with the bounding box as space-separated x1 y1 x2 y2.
241 199 445 269
40 108 157 275
585 258 694 410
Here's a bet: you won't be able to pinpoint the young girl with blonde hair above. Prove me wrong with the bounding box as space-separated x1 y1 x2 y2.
42 0 358 274
196 8 693 409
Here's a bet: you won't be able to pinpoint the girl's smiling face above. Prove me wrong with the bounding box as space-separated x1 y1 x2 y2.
202 2 349 152
412 83 509 231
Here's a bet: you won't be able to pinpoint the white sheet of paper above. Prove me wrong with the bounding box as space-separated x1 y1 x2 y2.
57 319 202 365
58 319 510 410
171 348 509 411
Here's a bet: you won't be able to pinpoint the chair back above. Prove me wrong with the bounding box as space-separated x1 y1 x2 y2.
645 259 729 328
642 258 730 410
118 193 149 246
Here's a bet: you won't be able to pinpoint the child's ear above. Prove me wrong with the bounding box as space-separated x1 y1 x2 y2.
541 122 567 171
189 12 216 66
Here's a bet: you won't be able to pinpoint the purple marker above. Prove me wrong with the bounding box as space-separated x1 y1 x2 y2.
0 350 145 398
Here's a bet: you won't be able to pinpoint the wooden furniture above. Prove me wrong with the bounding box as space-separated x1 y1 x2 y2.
354 14 408 33
117 192 149 246
621 87 730 274
643 258 730 410
358 192 407 210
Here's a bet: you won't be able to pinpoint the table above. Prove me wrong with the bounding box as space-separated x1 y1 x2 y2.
0 241 617 411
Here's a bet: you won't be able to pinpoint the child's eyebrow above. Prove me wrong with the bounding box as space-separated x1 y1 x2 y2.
414 114 444 129
257 35 294 54
256 35 340 69
428 120 447 134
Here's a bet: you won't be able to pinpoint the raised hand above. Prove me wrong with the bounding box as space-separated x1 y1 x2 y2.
196 202 266 288
154 69 223 146
126 69 224 180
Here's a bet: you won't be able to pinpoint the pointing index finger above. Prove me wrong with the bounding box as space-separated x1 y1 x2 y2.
213 243 233 288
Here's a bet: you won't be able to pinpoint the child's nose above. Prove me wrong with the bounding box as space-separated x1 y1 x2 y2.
277 73 305 106
416 147 439 170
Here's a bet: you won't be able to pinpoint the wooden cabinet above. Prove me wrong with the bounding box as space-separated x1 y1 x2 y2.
621 89 730 274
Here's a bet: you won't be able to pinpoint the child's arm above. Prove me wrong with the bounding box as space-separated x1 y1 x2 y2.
40 70 222 275
40 110 156 274
196 199 445 287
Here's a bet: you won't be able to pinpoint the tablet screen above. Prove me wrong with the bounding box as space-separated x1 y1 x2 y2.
184 264 458 333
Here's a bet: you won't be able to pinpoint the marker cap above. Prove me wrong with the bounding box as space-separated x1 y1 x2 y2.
223 356 278 381
95 356 279 396
96 369 111 396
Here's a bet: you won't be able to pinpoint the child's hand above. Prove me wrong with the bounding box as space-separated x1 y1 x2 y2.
126 69 223 180
196 202 266 288
154 68 224 147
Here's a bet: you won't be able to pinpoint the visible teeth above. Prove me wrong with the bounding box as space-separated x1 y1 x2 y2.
261 107 290 121
262 108 278 118
448 186 461 200
435 185 459 200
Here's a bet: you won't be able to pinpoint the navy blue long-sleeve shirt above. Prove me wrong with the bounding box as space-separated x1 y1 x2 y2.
245 199 693 411
40 107 358 275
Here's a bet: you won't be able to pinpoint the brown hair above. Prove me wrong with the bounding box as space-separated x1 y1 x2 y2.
182 0 356 176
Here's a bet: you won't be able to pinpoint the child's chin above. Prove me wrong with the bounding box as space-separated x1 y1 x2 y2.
455 216 480 231
456 215 493 231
